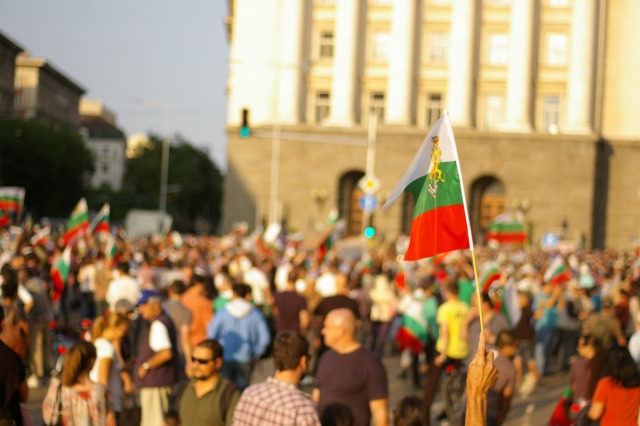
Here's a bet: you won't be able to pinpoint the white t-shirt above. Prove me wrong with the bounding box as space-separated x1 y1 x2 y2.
89 338 123 412
243 267 269 305
149 319 172 352
629 331 640 365
105 275 140 310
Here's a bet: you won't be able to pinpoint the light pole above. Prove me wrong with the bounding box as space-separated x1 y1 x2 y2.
130 98 172 230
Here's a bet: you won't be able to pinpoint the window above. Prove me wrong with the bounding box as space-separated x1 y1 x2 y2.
427 33 449 64
315 91 331 124
483 95 503 129
486 0 509 5
488 34 509 65
370 0 391 4
541 96 561 133
102 164 109 173
430 0 450 5
426 93 443 127
319 31 334 60
371 32 390 62
370 92 385 122
316 0 335 4
546 33 567 66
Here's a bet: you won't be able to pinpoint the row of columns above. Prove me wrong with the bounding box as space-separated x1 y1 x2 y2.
275 0 597 133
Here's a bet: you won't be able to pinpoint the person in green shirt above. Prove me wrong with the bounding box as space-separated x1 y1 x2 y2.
179 339 240 426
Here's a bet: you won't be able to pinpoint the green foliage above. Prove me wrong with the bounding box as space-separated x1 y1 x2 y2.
0 119 94 218
121 133 224 233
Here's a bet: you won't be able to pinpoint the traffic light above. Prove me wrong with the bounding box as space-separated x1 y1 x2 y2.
239 108 251 139
364 226 376 239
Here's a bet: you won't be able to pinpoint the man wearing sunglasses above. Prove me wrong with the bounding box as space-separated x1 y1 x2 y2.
179 339 240 426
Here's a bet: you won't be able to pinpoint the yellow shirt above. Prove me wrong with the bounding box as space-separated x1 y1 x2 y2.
435 299 469 359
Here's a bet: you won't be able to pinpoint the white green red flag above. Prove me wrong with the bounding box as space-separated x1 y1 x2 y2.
0 187 25 224
382 114 473 260
50 246 71 302
544 256 571 285
0 209 9 228
105 234 119 259
492 279 522 327
62 198 89 246
486 210 526 244
30 226 50 246
90 203 110 236
396 296 429 354
479 262 501 292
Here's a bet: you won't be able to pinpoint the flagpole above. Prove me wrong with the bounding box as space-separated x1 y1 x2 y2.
470 249 485 334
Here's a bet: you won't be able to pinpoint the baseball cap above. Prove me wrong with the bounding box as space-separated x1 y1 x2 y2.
137 289 160 306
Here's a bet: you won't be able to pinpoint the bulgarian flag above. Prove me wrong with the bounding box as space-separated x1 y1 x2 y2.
396 296 429 355
544 256 572 285
90 203 110 236
50 246 71 302
383 113 473 260
105 234 119 259
486 210 526 244
479 262 501 292
0 187 25 223
0 209 9 228
62 198 89 246
491 279 522 327
30 225 50 246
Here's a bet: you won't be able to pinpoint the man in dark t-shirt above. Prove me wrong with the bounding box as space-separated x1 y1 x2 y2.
273 270 308 334
313 309 388 426
0 307 29 425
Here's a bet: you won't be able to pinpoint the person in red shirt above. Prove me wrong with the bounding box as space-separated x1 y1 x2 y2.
587 345 640 425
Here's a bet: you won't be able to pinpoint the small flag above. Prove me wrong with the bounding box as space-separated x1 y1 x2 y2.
50 246 71 302
544 256 572 285
382 114 473 261
90 203 110 236
0 187 25 224
500 279 522 327
105 234 119 259
486 210 526 244
30 226 50 246
396 295 429 355
0 209 9 228
479 262 501 293
62 198 89 246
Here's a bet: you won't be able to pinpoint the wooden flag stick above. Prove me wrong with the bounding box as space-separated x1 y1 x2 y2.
470 249 485 333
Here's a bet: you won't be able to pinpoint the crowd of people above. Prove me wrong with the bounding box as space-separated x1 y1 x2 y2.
1 225 639 425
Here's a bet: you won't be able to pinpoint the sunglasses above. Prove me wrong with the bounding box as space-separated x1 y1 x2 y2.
191 357 215 365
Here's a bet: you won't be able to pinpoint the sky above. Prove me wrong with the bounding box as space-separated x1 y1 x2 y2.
0 0 230 170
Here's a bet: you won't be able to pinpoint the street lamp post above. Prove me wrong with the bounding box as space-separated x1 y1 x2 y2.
131 98 171 231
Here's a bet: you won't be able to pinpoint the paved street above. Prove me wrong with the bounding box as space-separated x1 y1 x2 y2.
24 353 566 425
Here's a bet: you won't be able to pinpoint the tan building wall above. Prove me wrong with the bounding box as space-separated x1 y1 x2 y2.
14 53 85 130
225 126 598 247
0 32 22 118
224 0 640 250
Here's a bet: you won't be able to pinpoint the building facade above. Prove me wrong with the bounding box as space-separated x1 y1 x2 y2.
0 32 23 118
223 0 640 250
14 53 85 130
79 99 127 191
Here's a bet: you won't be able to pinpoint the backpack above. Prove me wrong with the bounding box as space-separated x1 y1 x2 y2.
1 307 30 359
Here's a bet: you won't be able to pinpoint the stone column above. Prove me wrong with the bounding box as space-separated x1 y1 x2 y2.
276 0 305 124
502 0 534 131
385 0 417 125
327 0 361 126
565 0 597 133
446 0 476 127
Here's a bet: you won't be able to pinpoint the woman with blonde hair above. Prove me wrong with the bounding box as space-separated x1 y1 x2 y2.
90 312 132 423
42 340 116 425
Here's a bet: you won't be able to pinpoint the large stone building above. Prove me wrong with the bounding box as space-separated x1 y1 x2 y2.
0 32 23 118
79 99 127 191
14 52 85 130
223 0 640 250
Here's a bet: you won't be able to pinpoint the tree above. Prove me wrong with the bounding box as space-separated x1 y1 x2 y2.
121 133 224 233
0 119 94 218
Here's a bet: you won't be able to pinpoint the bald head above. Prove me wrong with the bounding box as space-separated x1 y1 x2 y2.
326 308 356 335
